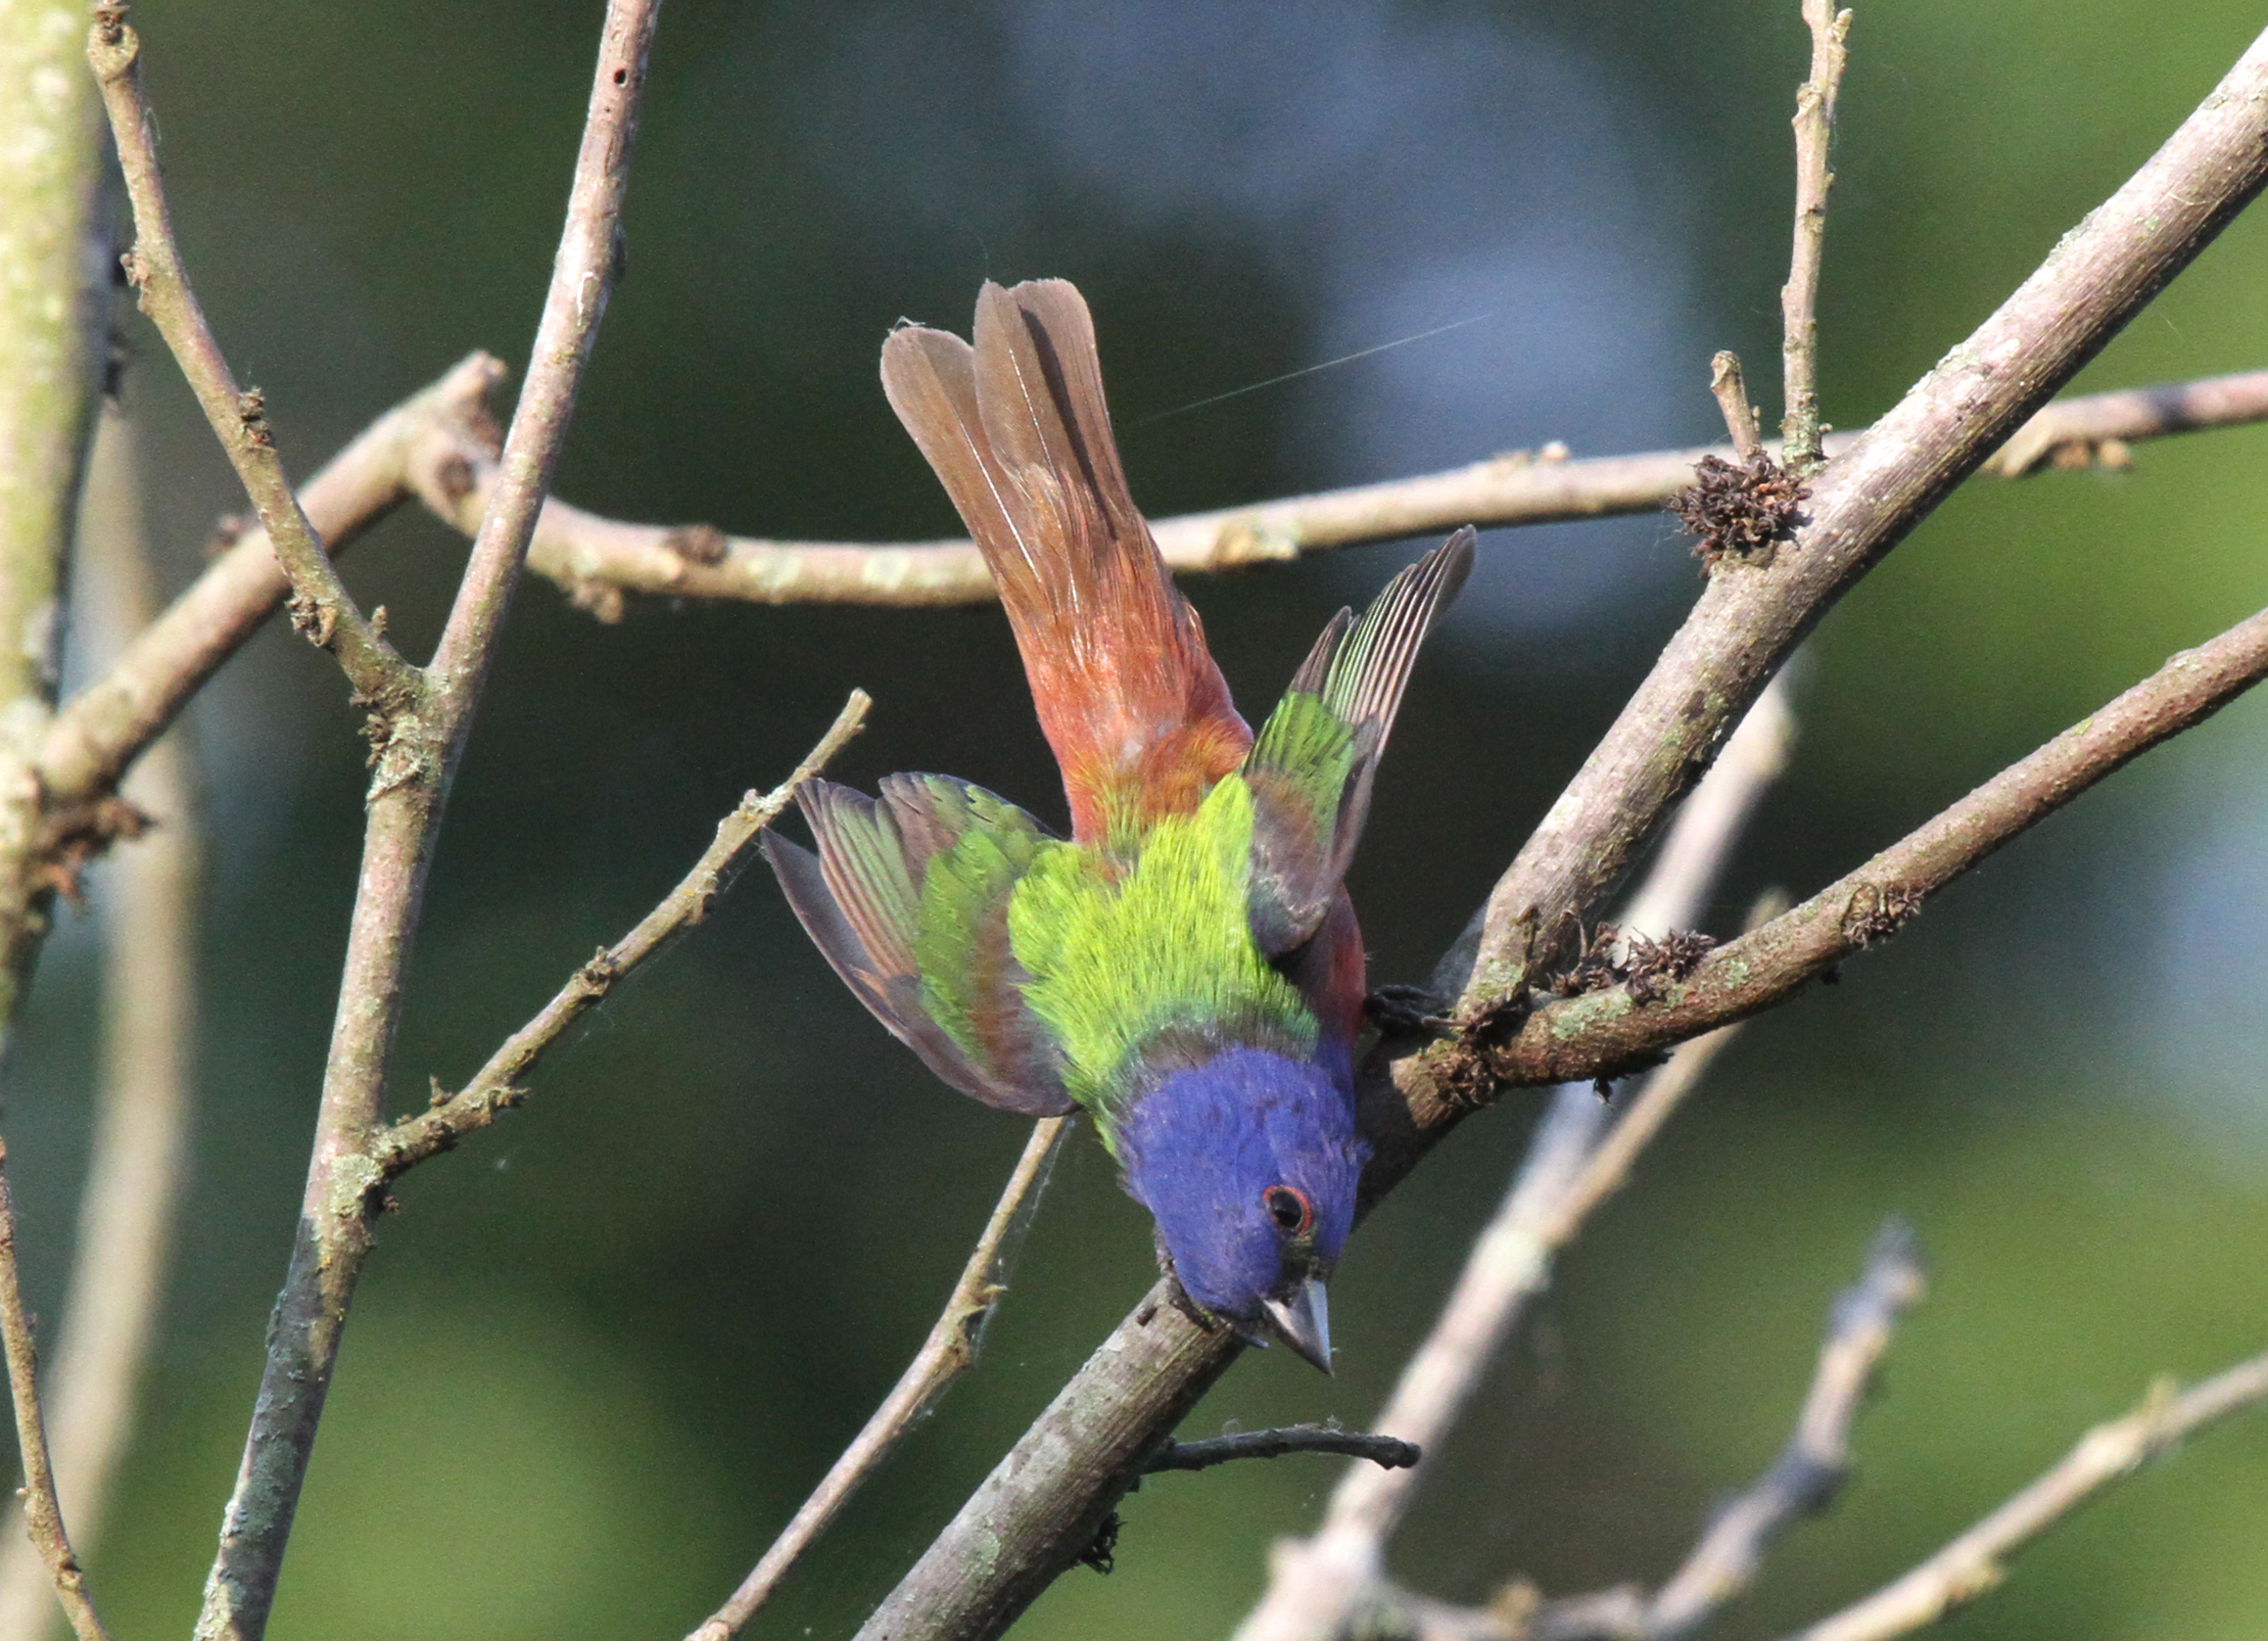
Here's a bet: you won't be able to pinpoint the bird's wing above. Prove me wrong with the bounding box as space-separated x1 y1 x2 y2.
762 774 1073 1116
1241 527 1475 956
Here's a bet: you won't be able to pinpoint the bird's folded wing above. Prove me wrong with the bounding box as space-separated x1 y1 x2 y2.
763 774 1074 1116
1241 527 1476 955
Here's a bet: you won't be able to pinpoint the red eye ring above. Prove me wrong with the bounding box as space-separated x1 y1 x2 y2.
1261 1185 1314 1238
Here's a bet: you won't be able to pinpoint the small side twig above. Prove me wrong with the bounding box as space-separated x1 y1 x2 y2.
0 1141 111 1641
1773 1347 2268 1641
1628 1221 1926 1641
379 689 870 1174
1145 1427 1421 1476
1780 0 1853 470
1710 352 1766 462
686 1106 1068 1641
86 4 412 706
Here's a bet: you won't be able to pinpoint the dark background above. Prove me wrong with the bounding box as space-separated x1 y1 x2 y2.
13 1 2268 1636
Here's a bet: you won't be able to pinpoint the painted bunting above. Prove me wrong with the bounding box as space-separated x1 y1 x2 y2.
764 279 1470 1371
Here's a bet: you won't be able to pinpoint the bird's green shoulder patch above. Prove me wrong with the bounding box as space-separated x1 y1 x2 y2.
1007 774 1313 1115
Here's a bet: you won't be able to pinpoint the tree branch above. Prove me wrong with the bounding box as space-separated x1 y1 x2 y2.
376 689 869 1176
1773 1347 2268 1641
0 412 197 1641
1625 1221 1925 1640
34 352 503 811
1780 0 1852 469
1458 596 2268 1093
87 3 414 705
845 31 2268 1641
0 6 117 1632
27 352 2263 845
1449 23 2268 1018
1144 1428 1421 1476
688 1105 1065 1641
406 368 2268 613
174 5 664 1637
0 1142 109 1641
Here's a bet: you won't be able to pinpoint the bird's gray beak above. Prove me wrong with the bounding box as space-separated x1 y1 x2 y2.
1261 1280 1333 1375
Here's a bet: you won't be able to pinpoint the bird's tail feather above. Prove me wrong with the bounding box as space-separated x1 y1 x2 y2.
881 280 1250 842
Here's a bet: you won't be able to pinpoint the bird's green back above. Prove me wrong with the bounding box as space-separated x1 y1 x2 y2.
1004 774 1317 1128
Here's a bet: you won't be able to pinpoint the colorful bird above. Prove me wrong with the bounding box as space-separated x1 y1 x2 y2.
764 279 1470 1372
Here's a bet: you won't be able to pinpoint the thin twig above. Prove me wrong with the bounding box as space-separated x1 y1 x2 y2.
1145 1428 1421 1476
1633 1222 1925 1640
86 4 413 705
687 1108 1067 1641
378 690 870 1174
407 368 2268 612
1982 368 2268 475
1780 0 1852 470
0 1140 110 1641
1710 352 1766 463
173 6 664 1638
0 413 197 1641
1774 1348 2268 1641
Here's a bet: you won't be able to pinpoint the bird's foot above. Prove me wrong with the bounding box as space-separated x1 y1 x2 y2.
1364 983 1457 1035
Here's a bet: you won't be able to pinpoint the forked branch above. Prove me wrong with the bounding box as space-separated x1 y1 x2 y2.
1776 1347 2268 1641
846 28 2268 1641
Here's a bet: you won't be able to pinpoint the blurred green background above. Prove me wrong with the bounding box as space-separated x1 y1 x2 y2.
11 0 2268 1636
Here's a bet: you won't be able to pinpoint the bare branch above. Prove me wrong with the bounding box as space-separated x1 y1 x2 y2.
0 1142 111 1641
86 4 413 704
185 6 663 1637
1780 0 1852 469
1634 1222 1925 1640
407 368 2268 612
1284 1225 1925 1641
1451 25 2268 1020
1984 367 2268 476
0 413 197 1641
25 354 2262 855
1145 1427 1421 1476
378 689 870 1175
847 35 2268 1636
1243 682 1794 1641
688 1107 1065 1641
1461 597 2268 1092
1710 352 1766 463
1775 1348 2268 1641
35 353 502 810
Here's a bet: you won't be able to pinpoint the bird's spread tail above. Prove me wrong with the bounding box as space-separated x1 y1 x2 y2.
881 280 1251 844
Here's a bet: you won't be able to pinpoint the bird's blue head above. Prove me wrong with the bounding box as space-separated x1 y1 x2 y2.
1115 1044 1367 1372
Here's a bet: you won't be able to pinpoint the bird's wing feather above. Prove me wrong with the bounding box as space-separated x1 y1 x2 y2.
764 775 1073 1116
1242 527 1475 955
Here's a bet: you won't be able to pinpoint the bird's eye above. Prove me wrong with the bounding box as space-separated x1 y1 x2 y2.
1261 1185 1313 1237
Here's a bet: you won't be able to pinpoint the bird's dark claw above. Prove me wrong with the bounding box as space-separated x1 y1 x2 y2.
1364 983 1456 1035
